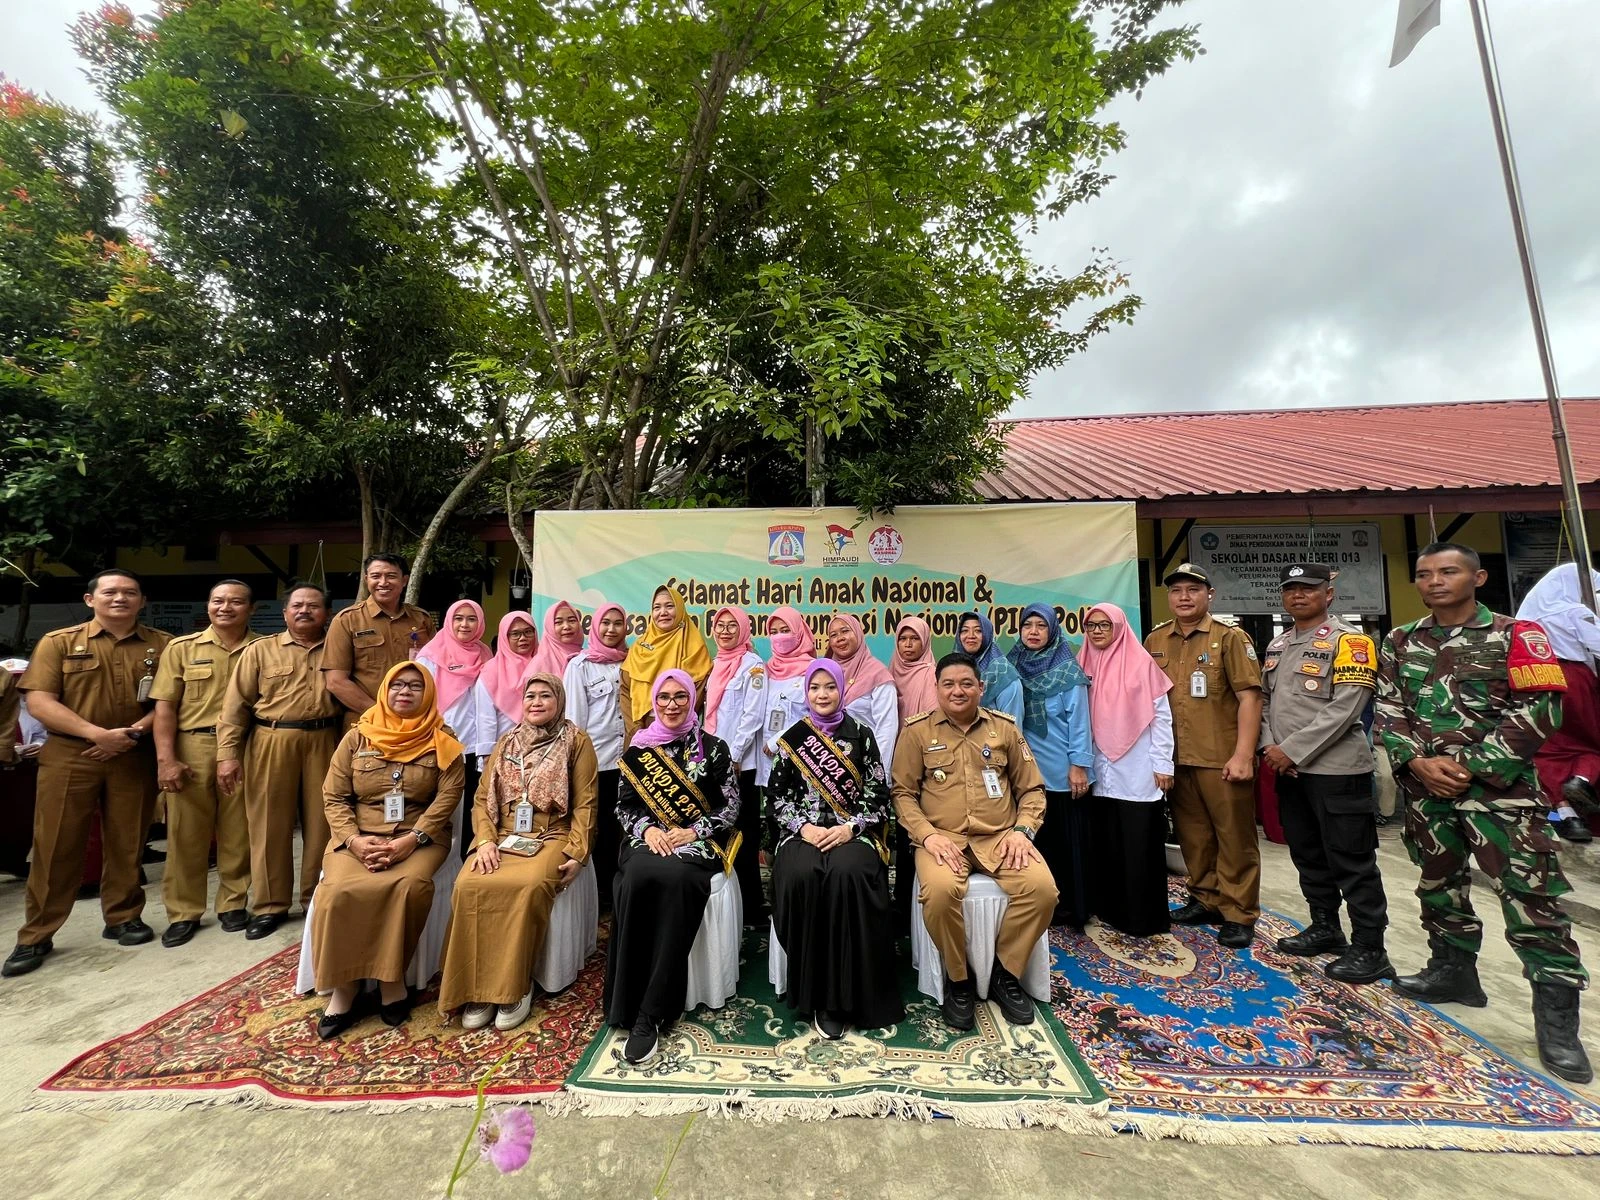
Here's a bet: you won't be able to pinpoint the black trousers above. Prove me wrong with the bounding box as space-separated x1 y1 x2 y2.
1277 772 1388 944
456 756 483 861
593 769 621 909
732 769 766 925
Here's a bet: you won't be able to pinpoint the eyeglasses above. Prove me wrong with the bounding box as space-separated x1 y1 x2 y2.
712 621 740 632
1083 621 1114 632
388 681 426 694
657 693 691 708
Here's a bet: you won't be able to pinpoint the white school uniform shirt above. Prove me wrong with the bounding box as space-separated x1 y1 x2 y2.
415 654 492 759
563 655 625 772
469 678 521 758
1090 694 1176 804
757 670 813 786
843 681 899 772
709 651 767 773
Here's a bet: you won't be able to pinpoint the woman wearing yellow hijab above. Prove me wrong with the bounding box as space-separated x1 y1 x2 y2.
621 585 713 733
309 662 465 1038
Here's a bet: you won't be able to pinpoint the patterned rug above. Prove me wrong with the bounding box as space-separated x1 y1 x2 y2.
558 932 1106 1128
35 946 606 1110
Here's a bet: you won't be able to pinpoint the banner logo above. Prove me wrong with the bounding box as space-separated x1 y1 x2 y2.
868 525 904 565
768 524 806 566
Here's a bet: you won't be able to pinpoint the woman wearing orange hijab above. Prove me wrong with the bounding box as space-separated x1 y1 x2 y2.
310 662 465 1039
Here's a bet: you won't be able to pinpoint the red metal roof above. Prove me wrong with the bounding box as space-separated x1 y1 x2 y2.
978 398 1600 502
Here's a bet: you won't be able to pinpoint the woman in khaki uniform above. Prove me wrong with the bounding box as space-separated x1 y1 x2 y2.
310 663 464 1039
437 672 598 1032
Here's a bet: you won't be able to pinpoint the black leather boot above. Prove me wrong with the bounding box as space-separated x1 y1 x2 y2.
1276 909 1348 956
1393 935 1487 1007
1532 982 1593 1085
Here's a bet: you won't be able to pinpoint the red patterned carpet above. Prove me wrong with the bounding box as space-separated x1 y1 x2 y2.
38 946 606 1108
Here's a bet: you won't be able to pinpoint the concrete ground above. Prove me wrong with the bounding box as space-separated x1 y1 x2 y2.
1 829 1598 1200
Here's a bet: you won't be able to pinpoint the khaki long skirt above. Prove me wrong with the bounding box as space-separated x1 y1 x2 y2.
310 843 448 991
437 848 564 1014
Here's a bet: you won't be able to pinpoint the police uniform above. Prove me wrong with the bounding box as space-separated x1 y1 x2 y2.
322 597 435 727
149 626 261 927
15 619 171 946
217 632 342 920
1144 565 1263 926
1260 563 1388 960
890 707 1057 984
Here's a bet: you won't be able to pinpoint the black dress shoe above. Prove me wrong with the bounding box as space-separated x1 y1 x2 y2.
1172 900 1223 926
1561 775 1599 816
1553 814 1593 843
988 962 1036 1026
245 913 284 940
941 977 977 1031
815 1011 846 1040
161 920 201 949
317 1007 363 1041
2 941 52 977
1324 944 1395 984
380 992 415 1027
103 919 155 946
217 909 251 933
1216 921 1255 949
141 843 166 864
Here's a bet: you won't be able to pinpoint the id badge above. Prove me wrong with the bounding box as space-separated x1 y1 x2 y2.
982 768 1003 799
383 788 405 823
769 707 786 734
514 803 534 834
136 675 154 703
1190 670 1208 699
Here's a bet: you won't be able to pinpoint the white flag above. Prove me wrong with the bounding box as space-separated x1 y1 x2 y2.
1390 0 1442 67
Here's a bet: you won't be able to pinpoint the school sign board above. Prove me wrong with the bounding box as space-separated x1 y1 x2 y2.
1187 524 1386 616
530 503 1139 660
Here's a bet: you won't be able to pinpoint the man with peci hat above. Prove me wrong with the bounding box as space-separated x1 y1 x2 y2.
1144 563 1263 948
1260 563 1392 983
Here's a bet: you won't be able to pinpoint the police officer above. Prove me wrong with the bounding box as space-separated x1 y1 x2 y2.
322 553 435 728
3 569 171 977
891 652 1057 1032
1376 542 1590 1084
149 579 261 947
1260 563 1391 984
1145 564 1263 948
216 583 342 940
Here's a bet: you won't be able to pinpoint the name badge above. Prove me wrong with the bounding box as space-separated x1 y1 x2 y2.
769 708 786 733
514 803 534 834
383 787 405 823
1190 670 1208 699
982 768 1003 799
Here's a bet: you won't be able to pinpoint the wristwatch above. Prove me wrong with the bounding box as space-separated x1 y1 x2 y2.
1012 824 1036 842
411 830 432 848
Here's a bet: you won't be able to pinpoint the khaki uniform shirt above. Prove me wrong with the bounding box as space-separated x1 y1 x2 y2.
471 731 601 863
20 620 172 731
216 632 340 758
149 626 262 731
890 707 1046 873
321 730 465 849
1260 618 1377 775
322 597 436 704
1145 616 1262 768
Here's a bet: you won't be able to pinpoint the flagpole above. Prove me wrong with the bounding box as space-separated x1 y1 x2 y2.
1465 0 1596 610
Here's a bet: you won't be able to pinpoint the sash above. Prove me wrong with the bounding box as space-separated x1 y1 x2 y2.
618 745 742 875
776 722 889 864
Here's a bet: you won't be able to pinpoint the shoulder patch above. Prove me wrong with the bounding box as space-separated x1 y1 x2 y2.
170 632 202 646
1332 633 1378 689
904 711 931 726
1508 621 1567 692
983 706 1016 723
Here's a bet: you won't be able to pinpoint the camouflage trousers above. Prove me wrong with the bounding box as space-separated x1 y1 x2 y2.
1401 794 1587 988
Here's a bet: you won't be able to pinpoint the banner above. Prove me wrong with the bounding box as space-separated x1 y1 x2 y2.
1188 524 1386 616
530 504 1139 660
1502 512 1564 609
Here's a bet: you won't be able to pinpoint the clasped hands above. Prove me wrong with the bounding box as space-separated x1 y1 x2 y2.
800 823 853 852
644 825 697 857
348 832 417 873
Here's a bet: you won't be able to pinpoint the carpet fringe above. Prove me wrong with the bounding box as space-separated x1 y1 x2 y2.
21 1088 565 1115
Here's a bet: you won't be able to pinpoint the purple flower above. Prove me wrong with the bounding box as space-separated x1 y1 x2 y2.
477 1105 535 1174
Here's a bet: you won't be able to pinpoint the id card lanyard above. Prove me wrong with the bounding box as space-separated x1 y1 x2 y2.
513 741 561 834
383 767 405 823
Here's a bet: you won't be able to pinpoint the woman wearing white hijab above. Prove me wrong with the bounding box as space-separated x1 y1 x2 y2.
1516 563 1600 842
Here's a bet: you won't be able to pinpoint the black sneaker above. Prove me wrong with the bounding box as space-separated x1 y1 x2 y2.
1171 899 1223 926
104 919 155 946
988 962 1035 1026
941 976 976 1031
623 1014 659 1065
815 1012 846 1040
1216 921 1255 949
2 941 52 977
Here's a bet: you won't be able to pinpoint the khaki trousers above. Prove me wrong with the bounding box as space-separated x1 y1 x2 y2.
19 739 156 944
162 732 251 922
914 846 1058 983
1170 765 1260 922
243 726 337 915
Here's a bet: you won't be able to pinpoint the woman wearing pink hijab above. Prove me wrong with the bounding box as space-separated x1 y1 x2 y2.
755 606 818 788
416 600 493 857
473 612 539 748
1077 602 1176 937
703 606 768 923
826 612 899 767
563 601 629 904
522 600 586 682
889 616 938 721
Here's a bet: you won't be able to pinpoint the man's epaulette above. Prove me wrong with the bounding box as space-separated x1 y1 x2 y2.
1149 619 1174 632
903 711 931 726
169 631 202 646
983 707 1016 722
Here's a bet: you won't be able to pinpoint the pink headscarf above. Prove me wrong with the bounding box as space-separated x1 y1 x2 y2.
415 600 492 711
629 669 702 752
522 600 585 682
889 616 938 720
1075 602 1173 762
582 602 629 665
764 606 817 680
703 605 753 734
480 611 539 721
828 613 893 706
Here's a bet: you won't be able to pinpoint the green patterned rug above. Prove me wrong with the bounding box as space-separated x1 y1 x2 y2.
559 933 1108 1127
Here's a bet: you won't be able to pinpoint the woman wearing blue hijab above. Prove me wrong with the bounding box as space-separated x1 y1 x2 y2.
1006 604 1094 927
956 612 1024 725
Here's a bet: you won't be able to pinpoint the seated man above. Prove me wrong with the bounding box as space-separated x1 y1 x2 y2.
892 652 1058 1030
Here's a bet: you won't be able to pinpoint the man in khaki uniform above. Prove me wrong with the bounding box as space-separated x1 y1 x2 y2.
3 570 171 977
892 652 1057 1031
150 579 261 947
322 553 434 728
1145 563 1264 948
217 584 341 940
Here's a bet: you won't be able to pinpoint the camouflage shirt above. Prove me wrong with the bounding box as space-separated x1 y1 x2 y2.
1374 603 1565 810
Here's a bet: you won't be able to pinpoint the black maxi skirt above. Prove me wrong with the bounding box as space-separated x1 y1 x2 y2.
1037 787 1092 927
771 838 903 1030
732 769 766 926
593 769 621 910
604 841 718 1027
1090 796 1171 938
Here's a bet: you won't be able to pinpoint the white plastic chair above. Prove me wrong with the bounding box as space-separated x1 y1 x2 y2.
908 869 1051 1004
533 857 598 993
683 871 742 1011
768 917 788 994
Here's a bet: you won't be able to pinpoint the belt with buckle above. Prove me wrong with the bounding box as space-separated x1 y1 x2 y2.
252 715 341 731
180 726 217 736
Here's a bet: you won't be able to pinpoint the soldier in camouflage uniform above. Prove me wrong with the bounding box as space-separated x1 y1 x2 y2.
1375 542 1590 1084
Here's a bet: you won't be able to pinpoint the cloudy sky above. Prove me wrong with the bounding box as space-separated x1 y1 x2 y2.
5 1 1597 418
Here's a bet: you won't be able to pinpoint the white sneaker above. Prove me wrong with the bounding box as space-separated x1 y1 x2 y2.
495 989 534 1031
461 1002 496 1031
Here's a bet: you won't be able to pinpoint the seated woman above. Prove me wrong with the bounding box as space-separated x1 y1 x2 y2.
605 670 740 1065
311 663 464 1039
769 659 903 1039
437 673 598 1031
